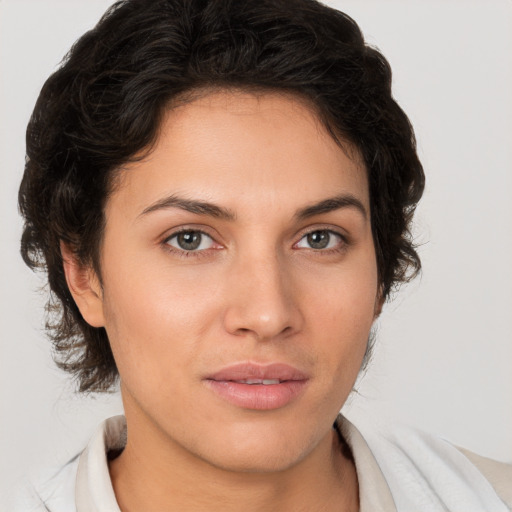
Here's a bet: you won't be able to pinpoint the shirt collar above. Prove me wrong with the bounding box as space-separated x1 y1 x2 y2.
76 415 125 512
75 414 394 512
336 415 396 512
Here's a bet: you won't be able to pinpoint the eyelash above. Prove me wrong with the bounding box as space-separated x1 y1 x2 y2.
162 228 217 259
294 229 348 254
161 227 349 258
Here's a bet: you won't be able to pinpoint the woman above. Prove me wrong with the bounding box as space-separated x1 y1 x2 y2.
13 0 512 510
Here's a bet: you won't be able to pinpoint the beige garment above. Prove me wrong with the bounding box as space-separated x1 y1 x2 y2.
338 415 512 511
459 447 512 508
336 415 396 511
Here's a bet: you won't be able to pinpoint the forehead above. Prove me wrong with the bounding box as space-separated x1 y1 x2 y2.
110 90 368 218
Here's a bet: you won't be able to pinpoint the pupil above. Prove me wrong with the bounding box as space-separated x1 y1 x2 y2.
178 231 201 250
307 231 329 249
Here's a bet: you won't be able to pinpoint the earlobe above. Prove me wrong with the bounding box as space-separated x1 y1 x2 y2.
373 286 384 319
60 241 106 328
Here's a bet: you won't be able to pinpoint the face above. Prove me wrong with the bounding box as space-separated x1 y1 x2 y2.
89 91 380 472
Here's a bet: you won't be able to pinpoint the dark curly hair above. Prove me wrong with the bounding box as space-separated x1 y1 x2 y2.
19 0 425 392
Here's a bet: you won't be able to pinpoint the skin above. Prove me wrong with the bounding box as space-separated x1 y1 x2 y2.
64 90 381 512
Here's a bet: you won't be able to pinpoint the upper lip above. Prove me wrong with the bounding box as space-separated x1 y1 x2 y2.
205 362 309 382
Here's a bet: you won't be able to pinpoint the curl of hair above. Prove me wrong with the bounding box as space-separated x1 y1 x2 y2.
19 0 424 392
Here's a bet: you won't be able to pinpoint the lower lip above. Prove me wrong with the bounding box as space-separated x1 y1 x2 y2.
204 380 308 410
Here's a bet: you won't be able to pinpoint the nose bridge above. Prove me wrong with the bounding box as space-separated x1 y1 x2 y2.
222 247 301 340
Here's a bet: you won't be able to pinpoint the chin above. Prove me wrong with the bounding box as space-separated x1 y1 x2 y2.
191 418 323 474
205 445 310 474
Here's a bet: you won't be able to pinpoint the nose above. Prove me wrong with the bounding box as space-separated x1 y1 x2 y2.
222 252 303 341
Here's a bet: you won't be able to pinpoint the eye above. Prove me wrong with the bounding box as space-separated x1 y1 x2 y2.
165 230 215 251
295 230 344 250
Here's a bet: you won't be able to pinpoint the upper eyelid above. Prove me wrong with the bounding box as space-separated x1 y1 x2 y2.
294 229 346 247
162 226 219 243
295 225 349 242
165 230 213 242
300 229 343 238
165 227 211 238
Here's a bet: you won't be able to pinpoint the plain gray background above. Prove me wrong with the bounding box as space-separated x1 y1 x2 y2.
1 0 511 501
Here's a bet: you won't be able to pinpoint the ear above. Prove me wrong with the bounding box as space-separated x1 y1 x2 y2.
60 241 106 328
373 286 385 319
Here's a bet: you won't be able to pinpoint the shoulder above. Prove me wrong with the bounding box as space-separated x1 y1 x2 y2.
457 446 512 509
38 456 79 511
7 415 126 512
343 413 512 511
5 415 126 512
5 456 79 512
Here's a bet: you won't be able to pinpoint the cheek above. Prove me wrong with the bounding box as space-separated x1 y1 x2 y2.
303 247 378 322
300 259 378 378
100 258 224 385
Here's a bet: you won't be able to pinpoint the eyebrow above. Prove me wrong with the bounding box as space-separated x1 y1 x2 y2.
139 193 367 221
294 194 367 221
139 195 237 220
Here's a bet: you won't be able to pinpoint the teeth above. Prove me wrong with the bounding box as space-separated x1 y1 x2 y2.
236 379 280 385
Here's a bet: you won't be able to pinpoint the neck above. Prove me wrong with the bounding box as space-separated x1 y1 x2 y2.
109 412 359 512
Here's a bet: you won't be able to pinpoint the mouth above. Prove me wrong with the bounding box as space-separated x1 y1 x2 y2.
229 379 281 385
203 362 309 410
